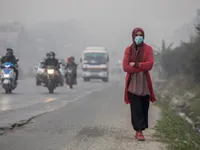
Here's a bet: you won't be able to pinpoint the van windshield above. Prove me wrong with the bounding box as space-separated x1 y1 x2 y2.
83 52 107 64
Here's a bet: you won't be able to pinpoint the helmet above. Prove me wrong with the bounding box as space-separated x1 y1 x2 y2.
49 51 55 58
6 51 13 57
46 52 50 58
6 48 13 56
66 57 70 63
49 51 55 56
70 56 75 62
6 48 13 53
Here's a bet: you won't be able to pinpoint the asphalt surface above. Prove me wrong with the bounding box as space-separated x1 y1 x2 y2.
0 77 117 128
0 76 163 150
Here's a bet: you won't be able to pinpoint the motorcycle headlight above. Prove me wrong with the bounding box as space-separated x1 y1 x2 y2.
2 69 13 78
47 69 55 74
4 74 10 78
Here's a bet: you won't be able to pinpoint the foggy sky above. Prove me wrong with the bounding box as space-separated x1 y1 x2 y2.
0 0 199 45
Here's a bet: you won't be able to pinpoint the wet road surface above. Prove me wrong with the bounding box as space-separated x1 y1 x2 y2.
0 76 164 150
0 78 116 128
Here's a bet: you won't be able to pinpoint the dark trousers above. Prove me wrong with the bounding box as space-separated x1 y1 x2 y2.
128 92 150 131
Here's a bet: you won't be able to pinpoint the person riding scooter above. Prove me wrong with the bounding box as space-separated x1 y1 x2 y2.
44 51 63 86
1 48 19 84
65 56 77 84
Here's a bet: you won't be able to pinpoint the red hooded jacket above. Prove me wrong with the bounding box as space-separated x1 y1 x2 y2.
122 28 156 104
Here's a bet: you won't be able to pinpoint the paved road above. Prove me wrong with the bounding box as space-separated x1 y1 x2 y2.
0 77 117 128
0 75 164 150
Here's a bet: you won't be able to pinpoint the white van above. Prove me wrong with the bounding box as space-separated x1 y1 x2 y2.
80 47 109 82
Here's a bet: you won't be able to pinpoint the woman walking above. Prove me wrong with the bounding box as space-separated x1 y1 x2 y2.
122 27 156 141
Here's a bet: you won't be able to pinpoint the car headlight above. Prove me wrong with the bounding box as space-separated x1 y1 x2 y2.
67 69 72 73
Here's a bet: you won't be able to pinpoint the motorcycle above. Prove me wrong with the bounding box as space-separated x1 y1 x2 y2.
65 68 75 89
45 66 58 93
0 61 18 94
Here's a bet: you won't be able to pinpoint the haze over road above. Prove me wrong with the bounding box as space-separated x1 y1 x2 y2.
0 76 163 150
0 77 118 128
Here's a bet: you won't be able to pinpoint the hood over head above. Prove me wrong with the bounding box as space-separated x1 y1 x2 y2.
132 27 145 39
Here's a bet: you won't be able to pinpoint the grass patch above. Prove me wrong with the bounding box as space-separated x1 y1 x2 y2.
156 78 200 122
155 101 200 150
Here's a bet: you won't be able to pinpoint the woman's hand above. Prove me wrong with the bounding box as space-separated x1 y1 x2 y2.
129 62 135 66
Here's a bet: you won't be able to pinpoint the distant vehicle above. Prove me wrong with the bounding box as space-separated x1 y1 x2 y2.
1 61 19 94
58 59 66 77
35 60 46 85
35 59 65 86
65 67 76 89
45 65 58 93
80 47 109 82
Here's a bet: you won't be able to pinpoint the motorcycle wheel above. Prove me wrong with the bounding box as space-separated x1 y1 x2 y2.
36 79 41 86
47 79 54 93
48 88 54 93
60 79 64 86
5 89 8 94
5 89 12 94
68 77 73 89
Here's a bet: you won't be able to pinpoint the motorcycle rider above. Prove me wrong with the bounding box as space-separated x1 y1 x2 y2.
45 52 50 60
44 51 63 86
66 57 70 64
65 56 77 84
1 48 18 84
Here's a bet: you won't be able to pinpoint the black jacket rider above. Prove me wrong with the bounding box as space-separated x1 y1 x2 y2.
43 51 63 86
65 60 77 82
44 58 60 69
65 61 77 70
1 55 17 65
44 58 62 83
